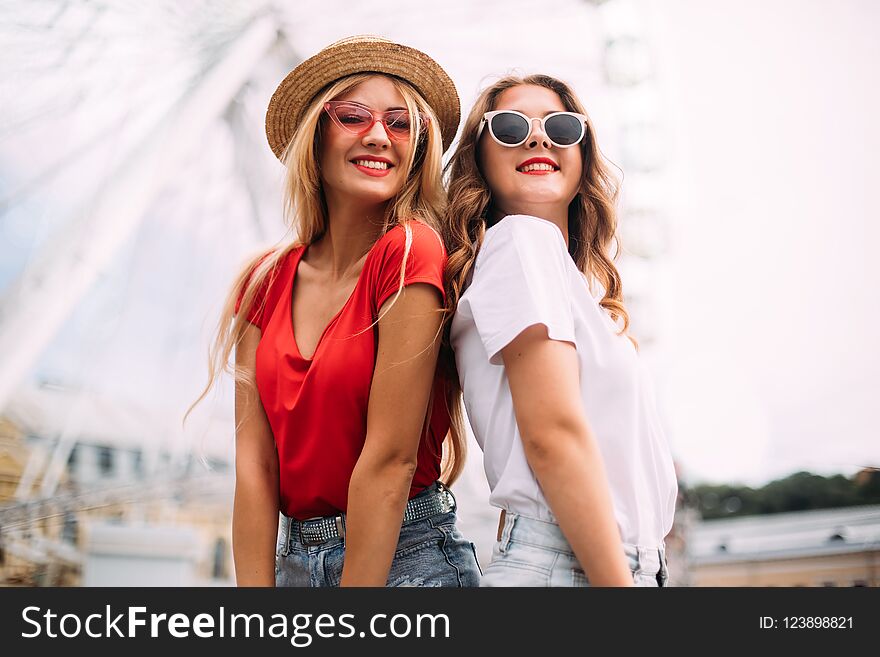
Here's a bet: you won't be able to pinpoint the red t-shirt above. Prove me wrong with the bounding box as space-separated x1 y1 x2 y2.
235 220 450 519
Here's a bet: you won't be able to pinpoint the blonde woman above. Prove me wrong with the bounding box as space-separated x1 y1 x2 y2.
443 75 677 586
194 37 478 587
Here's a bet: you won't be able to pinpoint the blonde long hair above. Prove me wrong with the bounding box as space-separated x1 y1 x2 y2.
440 74 635 389
190 72 466 485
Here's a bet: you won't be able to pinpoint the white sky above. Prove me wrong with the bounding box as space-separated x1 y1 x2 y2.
1 0 877 489
644 0 880 484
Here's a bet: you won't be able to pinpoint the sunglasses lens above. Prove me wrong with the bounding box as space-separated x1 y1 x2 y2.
490 112 530 145
332 104 372 132
384 110 414 136
545 113 584 146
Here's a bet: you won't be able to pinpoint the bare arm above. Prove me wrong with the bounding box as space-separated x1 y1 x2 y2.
501 324 633 586
232 323 280 586
340 284 444 586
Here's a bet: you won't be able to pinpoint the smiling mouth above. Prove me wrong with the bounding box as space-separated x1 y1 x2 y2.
352 159 392 170
516 162 559 173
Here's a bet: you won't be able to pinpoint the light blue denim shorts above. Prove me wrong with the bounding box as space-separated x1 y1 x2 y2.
481 512 669 587
275 484 481 587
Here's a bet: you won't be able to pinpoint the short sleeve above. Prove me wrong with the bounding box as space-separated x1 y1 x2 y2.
460 215 575 365
373 221 447 311
234 252 274 329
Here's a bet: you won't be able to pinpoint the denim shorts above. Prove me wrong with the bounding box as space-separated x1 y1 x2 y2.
275 486 481 587
480 512 669 587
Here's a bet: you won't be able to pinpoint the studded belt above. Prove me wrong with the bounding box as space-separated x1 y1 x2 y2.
281 482 456 548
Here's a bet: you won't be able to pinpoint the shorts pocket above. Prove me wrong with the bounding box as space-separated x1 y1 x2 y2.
389 536 465 587
572 568 589 587
470 542 483 576
482 559 551 586
394 536 442 559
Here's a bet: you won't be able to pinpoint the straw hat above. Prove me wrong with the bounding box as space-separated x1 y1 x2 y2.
265 35 461 161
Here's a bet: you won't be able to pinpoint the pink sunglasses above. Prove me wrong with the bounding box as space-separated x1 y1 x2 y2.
323 101 428 141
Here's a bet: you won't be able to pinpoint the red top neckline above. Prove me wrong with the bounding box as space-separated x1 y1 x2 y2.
286 244 374 363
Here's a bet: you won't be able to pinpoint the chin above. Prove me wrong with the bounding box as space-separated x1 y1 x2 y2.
350 186 399 206
511 186 569 205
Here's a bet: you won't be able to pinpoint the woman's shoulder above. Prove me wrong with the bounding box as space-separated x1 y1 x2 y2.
478 214 568 265
234 244 301 324
368 219 447 306
373 218 447 262
249 244 302 285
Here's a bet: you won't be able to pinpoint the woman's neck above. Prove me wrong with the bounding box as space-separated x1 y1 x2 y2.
310 198 387 278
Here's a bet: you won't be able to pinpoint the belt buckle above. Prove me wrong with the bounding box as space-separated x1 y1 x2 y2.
300 530 323 546
300 515 344 546
439 484 456 513
300 517 328 546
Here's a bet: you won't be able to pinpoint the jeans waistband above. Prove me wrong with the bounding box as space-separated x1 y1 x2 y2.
499 511 667 575
278 482 455 553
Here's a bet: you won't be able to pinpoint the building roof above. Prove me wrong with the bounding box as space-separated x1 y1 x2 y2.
689 505 880 564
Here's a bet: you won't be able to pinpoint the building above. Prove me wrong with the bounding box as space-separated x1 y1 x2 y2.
688 505 880 586
0 384 235 586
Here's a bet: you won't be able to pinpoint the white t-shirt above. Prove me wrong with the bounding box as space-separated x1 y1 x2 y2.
451 214 678 548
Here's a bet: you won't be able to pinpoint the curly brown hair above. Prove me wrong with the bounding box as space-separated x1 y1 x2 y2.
439 73 636 402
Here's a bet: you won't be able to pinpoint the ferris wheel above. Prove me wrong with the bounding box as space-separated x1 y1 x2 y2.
0 0 675 584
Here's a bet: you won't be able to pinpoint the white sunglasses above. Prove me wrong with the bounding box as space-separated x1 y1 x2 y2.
477 110 588 148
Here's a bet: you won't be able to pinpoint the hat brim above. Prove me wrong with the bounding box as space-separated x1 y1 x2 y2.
265 39 460 161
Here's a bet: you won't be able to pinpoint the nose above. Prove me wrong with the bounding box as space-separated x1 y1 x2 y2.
362 118 391 149
526 118 551 149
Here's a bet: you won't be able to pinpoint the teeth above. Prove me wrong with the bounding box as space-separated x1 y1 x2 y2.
354 159 389 170
519 163 556 172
